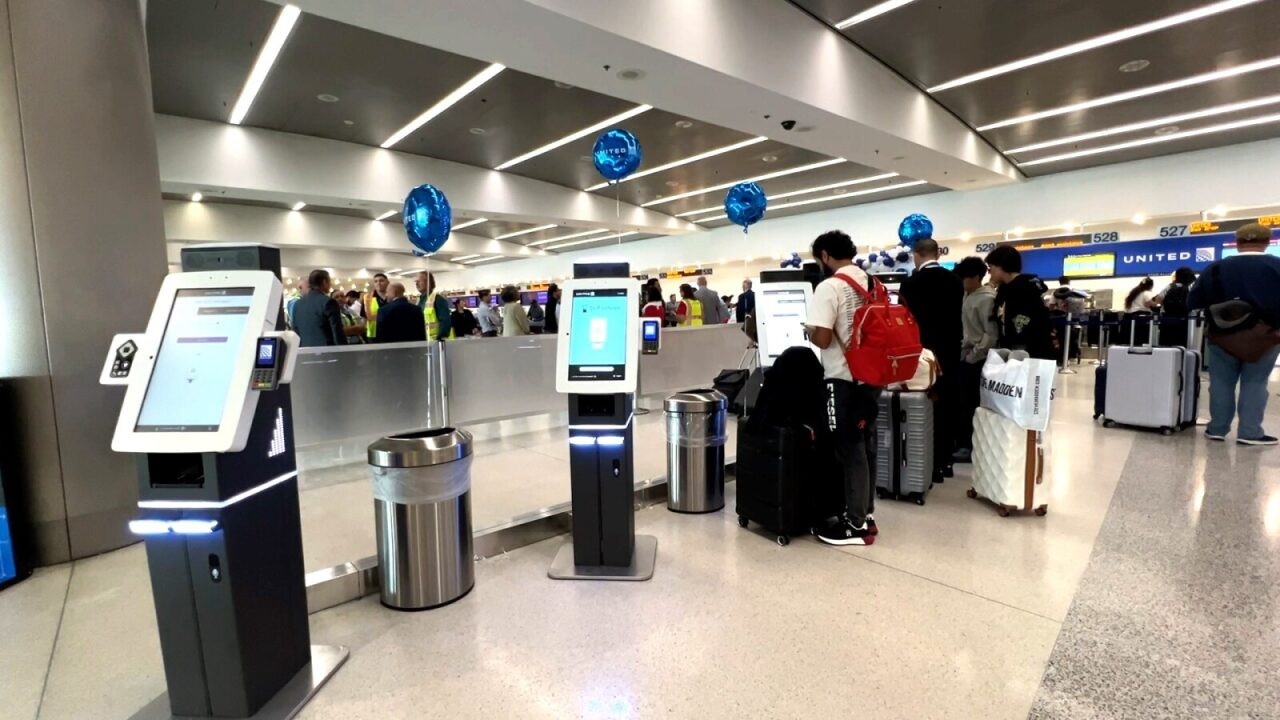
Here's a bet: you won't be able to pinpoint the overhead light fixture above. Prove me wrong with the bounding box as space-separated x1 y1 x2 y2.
382 63 505 148
229 4 302 125
316 93 339 103
1212 204 1229 217
584 136 767 191
1062 222 1077 232
530 228 611 247
979 54 1280 131
374 210 397 221
1131 213 1147 225
462 255 506 264
1011 227 1025 237
1118 59 1151 73
452 217 488 231
679 173 898 217
643 158 846 208
1004 93 1280 155
931 0 1261 93
1017 111 1280 167
960 232 972 241
291 201 307 211
834 0 920 29
495 104 652 171
495 224 557 240
452 254 482 262
545 232 639 251
695 180 927 222
190 192 203 202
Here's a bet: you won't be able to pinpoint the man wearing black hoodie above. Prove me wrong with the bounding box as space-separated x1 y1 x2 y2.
985 246 1056 360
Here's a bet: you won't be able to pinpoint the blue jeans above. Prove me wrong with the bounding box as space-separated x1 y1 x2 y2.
1206 343 1280 439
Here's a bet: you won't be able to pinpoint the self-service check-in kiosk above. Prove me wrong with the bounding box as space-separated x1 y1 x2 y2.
104 267 346 719
755 270 817 368
548 262 657 581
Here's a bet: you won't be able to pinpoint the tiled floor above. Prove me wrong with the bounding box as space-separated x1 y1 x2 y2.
2 370 1278 719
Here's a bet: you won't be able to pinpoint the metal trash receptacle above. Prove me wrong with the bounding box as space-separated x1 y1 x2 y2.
368 428 474 610
665 390 728 513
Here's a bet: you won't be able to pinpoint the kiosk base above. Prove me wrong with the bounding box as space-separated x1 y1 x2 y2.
548 534 657 581
130 645 349 720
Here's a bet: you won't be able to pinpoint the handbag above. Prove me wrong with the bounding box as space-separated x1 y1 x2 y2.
1205 264 1280 363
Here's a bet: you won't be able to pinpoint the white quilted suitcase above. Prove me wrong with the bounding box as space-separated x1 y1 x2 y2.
969 407 1048 517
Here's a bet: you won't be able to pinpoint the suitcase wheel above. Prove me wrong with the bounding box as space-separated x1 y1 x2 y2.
776 535 790 547
914 494 926 506
1161 427 1174 436
737 515 749 528
1103 419 1116 428
1035 505 1048 516
875 487 890 500
966 487 978 500
996 505 1011 518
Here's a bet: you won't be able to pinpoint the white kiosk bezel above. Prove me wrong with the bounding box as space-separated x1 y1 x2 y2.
555 276 641 394
112 271 282 454
756 280 817 367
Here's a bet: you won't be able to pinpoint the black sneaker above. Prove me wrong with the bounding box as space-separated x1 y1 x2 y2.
952 448 973 464
942 464 955 478
842 513 878 535
1204 431 1227 442
813 518 874 546
1238 435 1278 446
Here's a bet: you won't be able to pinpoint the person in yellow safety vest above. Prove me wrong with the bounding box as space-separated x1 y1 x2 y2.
415 270 455 341
365 272 391 340
676 283 703 326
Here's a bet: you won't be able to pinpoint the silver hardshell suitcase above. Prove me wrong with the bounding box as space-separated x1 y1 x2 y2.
875 390 934 505
1102 344 1196 435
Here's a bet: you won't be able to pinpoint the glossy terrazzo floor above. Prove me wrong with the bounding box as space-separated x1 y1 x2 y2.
2 369 1277 720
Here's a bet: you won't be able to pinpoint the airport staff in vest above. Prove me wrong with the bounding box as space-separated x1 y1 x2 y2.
676 283 703 327
416 270 454 341
365 272 391 340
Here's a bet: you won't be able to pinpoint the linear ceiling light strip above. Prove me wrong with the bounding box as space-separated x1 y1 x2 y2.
642 158 846 208
676 172 900 217
1017 111 1280 167
463 256 506 264
229 4 302 125
452 254 482 262
381 63 506 148
835 0 920 29
695 180 928 222
978 54 1280 131
1006 93 1280 154
545 232 639 251
495 224 557 240
929 0 1262 93
529 228 611 247
584 136 768 191
451 218 489 231
495 105 653 171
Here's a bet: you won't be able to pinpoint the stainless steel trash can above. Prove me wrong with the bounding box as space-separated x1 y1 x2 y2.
368 428 474 610
665 390 728 513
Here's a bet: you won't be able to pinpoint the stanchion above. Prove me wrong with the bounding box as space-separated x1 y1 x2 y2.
1058 314 1077 375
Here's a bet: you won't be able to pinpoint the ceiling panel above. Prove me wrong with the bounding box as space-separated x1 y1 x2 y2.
788 0 883 27
696 182 942 229
147 0 279 121
650 159 899 217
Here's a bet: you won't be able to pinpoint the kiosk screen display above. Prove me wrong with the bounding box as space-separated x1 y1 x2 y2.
136 288 254 432
0 502 16 586
568 288 629 381
759 288 810 362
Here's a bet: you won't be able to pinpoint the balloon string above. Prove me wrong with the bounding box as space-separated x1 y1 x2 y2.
615 181 622 245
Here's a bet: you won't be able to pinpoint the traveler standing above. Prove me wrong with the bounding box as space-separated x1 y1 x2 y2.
1189 223 1280 445
365 272 391 341
641 285 665 320
805 230 879 546
676 284 703 327
415 271 453 341
1158 267 1197 347
898 237 964 480
985 246 1056 360
500 285 532 336
665 293 680 327
528 299 545 333
736 279 755 323
293 270 346 347
451 299 480 337
953 257 999 462
544 284 560 335
375 283 426 344
475 289 500 337
694 276 728 325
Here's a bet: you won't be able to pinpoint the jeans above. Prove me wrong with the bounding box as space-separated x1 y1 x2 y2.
1206 343 1280 440
955 359 984 451
824 379 879 524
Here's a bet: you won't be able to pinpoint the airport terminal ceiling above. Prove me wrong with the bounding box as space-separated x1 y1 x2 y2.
148 0 1280 260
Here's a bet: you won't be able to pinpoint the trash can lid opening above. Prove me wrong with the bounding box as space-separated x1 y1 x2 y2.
368 428 473 468
664 389 728 413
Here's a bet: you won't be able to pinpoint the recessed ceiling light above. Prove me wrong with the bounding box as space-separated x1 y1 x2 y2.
1153 125 1180 136
229 4 301 125
693 180 928 222
553 81 575 89
616 68 645 81
1011 227 1025 237
381 63 506 148
452 217 488 231
665 180 681 188
190 191 203 202
343 119 354 126
584 136 767 191
979 54 1280 131
1211 204 1228 217
495 104 652 170
674 119 694 129
643 158 846 208
930 0 1262 93
375 210 397 221
678 173 898 216
960 232 972 241
291 201 306 211
1017 111 1280 167
835 0 920 29
761 154 778 163
579 155 592 162
892 155 905 161
316 93 339 103
1119 59 1151 73
1005 94 1280 155
654 194 665 200
1131 213 1147 225
833 188 847 195
495 224 558 240
469 127 487 135
1062 222 1077 232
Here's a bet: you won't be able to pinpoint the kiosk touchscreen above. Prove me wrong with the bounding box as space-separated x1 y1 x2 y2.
555 279 639 394
755 281 816 367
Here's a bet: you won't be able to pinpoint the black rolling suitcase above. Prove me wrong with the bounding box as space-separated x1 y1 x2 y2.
735 422 821 546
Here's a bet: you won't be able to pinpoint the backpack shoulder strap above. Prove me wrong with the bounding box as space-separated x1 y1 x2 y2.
833 271 881 304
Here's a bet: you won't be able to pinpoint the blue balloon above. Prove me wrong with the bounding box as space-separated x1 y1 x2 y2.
897 213 933 248
855 258 867 269
883 256 896 268
403 184 452 254
724 182 767 232
896 251 911 263
592 128 643 181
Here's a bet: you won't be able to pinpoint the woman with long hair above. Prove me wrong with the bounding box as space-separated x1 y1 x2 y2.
1125 277 1157 313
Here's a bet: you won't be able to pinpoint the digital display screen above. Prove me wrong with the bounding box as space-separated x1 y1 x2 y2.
0 504 16 586
464 296 479 308
537 291 548 304
136 288 253 432
642 319 659 341
1063 253 1116 278
256 339 276 368
759 288 810 361
568 288 629 381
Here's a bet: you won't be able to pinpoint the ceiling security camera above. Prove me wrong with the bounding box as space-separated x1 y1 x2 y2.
780 119 797 131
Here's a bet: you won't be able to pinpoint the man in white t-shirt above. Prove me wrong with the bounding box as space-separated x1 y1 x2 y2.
805 230 879 546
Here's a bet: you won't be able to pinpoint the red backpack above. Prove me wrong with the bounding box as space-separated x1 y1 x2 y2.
833 272 922 386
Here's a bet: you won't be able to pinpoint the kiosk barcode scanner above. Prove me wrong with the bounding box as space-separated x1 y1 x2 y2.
103 267 345 719
548 262 657 581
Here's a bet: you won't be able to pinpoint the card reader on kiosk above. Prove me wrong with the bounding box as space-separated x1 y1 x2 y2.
104 268 344 719
641 318 661 355
548 262 657 580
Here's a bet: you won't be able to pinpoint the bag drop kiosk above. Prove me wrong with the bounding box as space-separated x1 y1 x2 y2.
103 269 346 719
548 262 658 581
